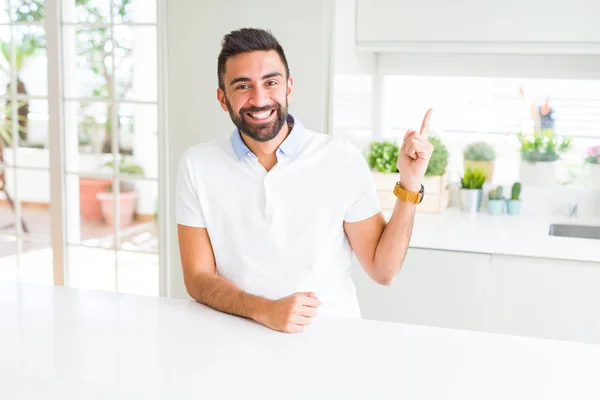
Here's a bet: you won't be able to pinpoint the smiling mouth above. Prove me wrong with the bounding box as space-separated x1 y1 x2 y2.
245 108 275 122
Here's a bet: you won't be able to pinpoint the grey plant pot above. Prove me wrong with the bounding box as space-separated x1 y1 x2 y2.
460 189 483 213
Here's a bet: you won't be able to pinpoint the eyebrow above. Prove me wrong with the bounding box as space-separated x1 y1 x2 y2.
229 72 283 86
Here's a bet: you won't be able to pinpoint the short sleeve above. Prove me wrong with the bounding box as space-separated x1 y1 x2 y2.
343 143 381 223
176 151 206 228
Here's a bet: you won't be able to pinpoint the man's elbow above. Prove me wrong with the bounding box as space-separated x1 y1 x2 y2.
375 273 395 286
370 262 403 286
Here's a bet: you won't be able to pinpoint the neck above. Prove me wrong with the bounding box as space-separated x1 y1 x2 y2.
242 122 290 160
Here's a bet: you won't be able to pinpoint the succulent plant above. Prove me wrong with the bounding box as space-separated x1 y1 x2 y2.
460 166 487 189
511 182 521 200
488 185 504 200
463 141 496 161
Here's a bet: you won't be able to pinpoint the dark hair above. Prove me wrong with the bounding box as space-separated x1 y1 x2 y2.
217 28 290 91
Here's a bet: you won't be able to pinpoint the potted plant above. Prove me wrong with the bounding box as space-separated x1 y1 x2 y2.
367 136 450 211
487 185 505 215
584 145 600 190
463 141 496 183
517 129 572 187
506 182 522 215
367 140 401 209
459 166 486 213
419 136 450 212
97 158 145 228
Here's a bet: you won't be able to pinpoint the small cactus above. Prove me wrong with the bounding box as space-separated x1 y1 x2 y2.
488 185 504 200
511 182 521 200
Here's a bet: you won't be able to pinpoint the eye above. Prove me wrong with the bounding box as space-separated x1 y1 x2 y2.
266 80 278 86
236 84 250 90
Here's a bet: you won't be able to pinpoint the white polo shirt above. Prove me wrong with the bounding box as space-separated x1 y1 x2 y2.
176 115 381 318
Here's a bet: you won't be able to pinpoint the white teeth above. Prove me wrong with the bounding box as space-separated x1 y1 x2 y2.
249 110 271 119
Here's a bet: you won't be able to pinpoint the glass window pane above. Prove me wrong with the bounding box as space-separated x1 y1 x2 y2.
15 168 50 236
0 99 17 156
10 0 44 23
14 25 47 97
0 166 17 234
68 245 116 292
63 26 112 99
114 26 156 102
0 27 10 95
117 103 157 178
113 0 156 24
118 179 157 252
65 173 117 248
0 236 18 281
17 236 53 285
64 100 113 173
0 4 8 23
117 251 158 296
62 0 110 24
14 99 49 167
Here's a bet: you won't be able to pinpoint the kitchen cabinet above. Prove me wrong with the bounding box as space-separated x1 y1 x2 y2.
354 248 600 345
352 248 491 332
486 254 600 345
356 0 600 54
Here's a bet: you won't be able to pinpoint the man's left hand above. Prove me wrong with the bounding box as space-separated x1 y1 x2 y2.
396 109 435 193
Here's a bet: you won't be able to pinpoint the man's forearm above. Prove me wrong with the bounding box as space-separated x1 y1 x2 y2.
372 198 416 285
185 272 271 321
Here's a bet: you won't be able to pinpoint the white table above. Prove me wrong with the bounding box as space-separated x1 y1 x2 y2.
2 282 600 399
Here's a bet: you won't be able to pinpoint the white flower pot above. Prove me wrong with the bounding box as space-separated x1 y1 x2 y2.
586 163 600 190
519 160 557 188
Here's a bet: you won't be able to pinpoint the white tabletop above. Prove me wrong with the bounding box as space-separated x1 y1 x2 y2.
2 282 600 400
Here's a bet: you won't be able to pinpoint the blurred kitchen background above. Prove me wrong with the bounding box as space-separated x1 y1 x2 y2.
1 1 599 345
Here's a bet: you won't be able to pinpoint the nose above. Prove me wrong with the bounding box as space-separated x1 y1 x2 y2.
248 85 271 108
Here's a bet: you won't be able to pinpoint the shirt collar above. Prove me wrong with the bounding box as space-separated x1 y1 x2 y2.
230 113 305 161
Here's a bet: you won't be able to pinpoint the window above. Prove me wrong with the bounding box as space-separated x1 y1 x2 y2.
383 75 600 185
0 0 163 296
333 72 600 187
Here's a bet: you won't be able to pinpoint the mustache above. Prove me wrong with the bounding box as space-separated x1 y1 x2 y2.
240 104 280 114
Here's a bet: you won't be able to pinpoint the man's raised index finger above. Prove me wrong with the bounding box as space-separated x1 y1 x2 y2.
420 108 433 137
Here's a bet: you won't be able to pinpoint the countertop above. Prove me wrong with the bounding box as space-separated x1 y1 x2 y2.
2 282 600 400
383 208 600 263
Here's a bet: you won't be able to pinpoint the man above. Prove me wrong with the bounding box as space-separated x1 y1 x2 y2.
176 28 433 333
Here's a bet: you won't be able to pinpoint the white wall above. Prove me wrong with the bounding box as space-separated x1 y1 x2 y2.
165 0 335 298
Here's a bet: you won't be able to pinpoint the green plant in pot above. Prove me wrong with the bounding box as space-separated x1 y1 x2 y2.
459 166 486 213
367 136 450 212
487 185 505 215
367 140 399 174
506 182 522 216
425 136 449 177
97 158 145 228
366 140 400 209
463 141 496 183
516 129 572 187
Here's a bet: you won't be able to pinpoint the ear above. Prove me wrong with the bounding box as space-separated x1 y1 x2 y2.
216 88 229 112
286 76 294 102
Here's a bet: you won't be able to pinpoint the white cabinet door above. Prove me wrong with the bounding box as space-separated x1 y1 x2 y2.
357 0 600 43
487 255 600 345
352 248 491 332
356 0 600 54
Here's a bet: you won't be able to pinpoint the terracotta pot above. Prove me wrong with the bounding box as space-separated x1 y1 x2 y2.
79 178 112 221
96 191 137 228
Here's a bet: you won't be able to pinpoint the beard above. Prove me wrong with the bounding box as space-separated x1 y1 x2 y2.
225 96 288 143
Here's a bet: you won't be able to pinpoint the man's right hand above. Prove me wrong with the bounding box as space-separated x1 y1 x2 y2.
256 292 321 333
